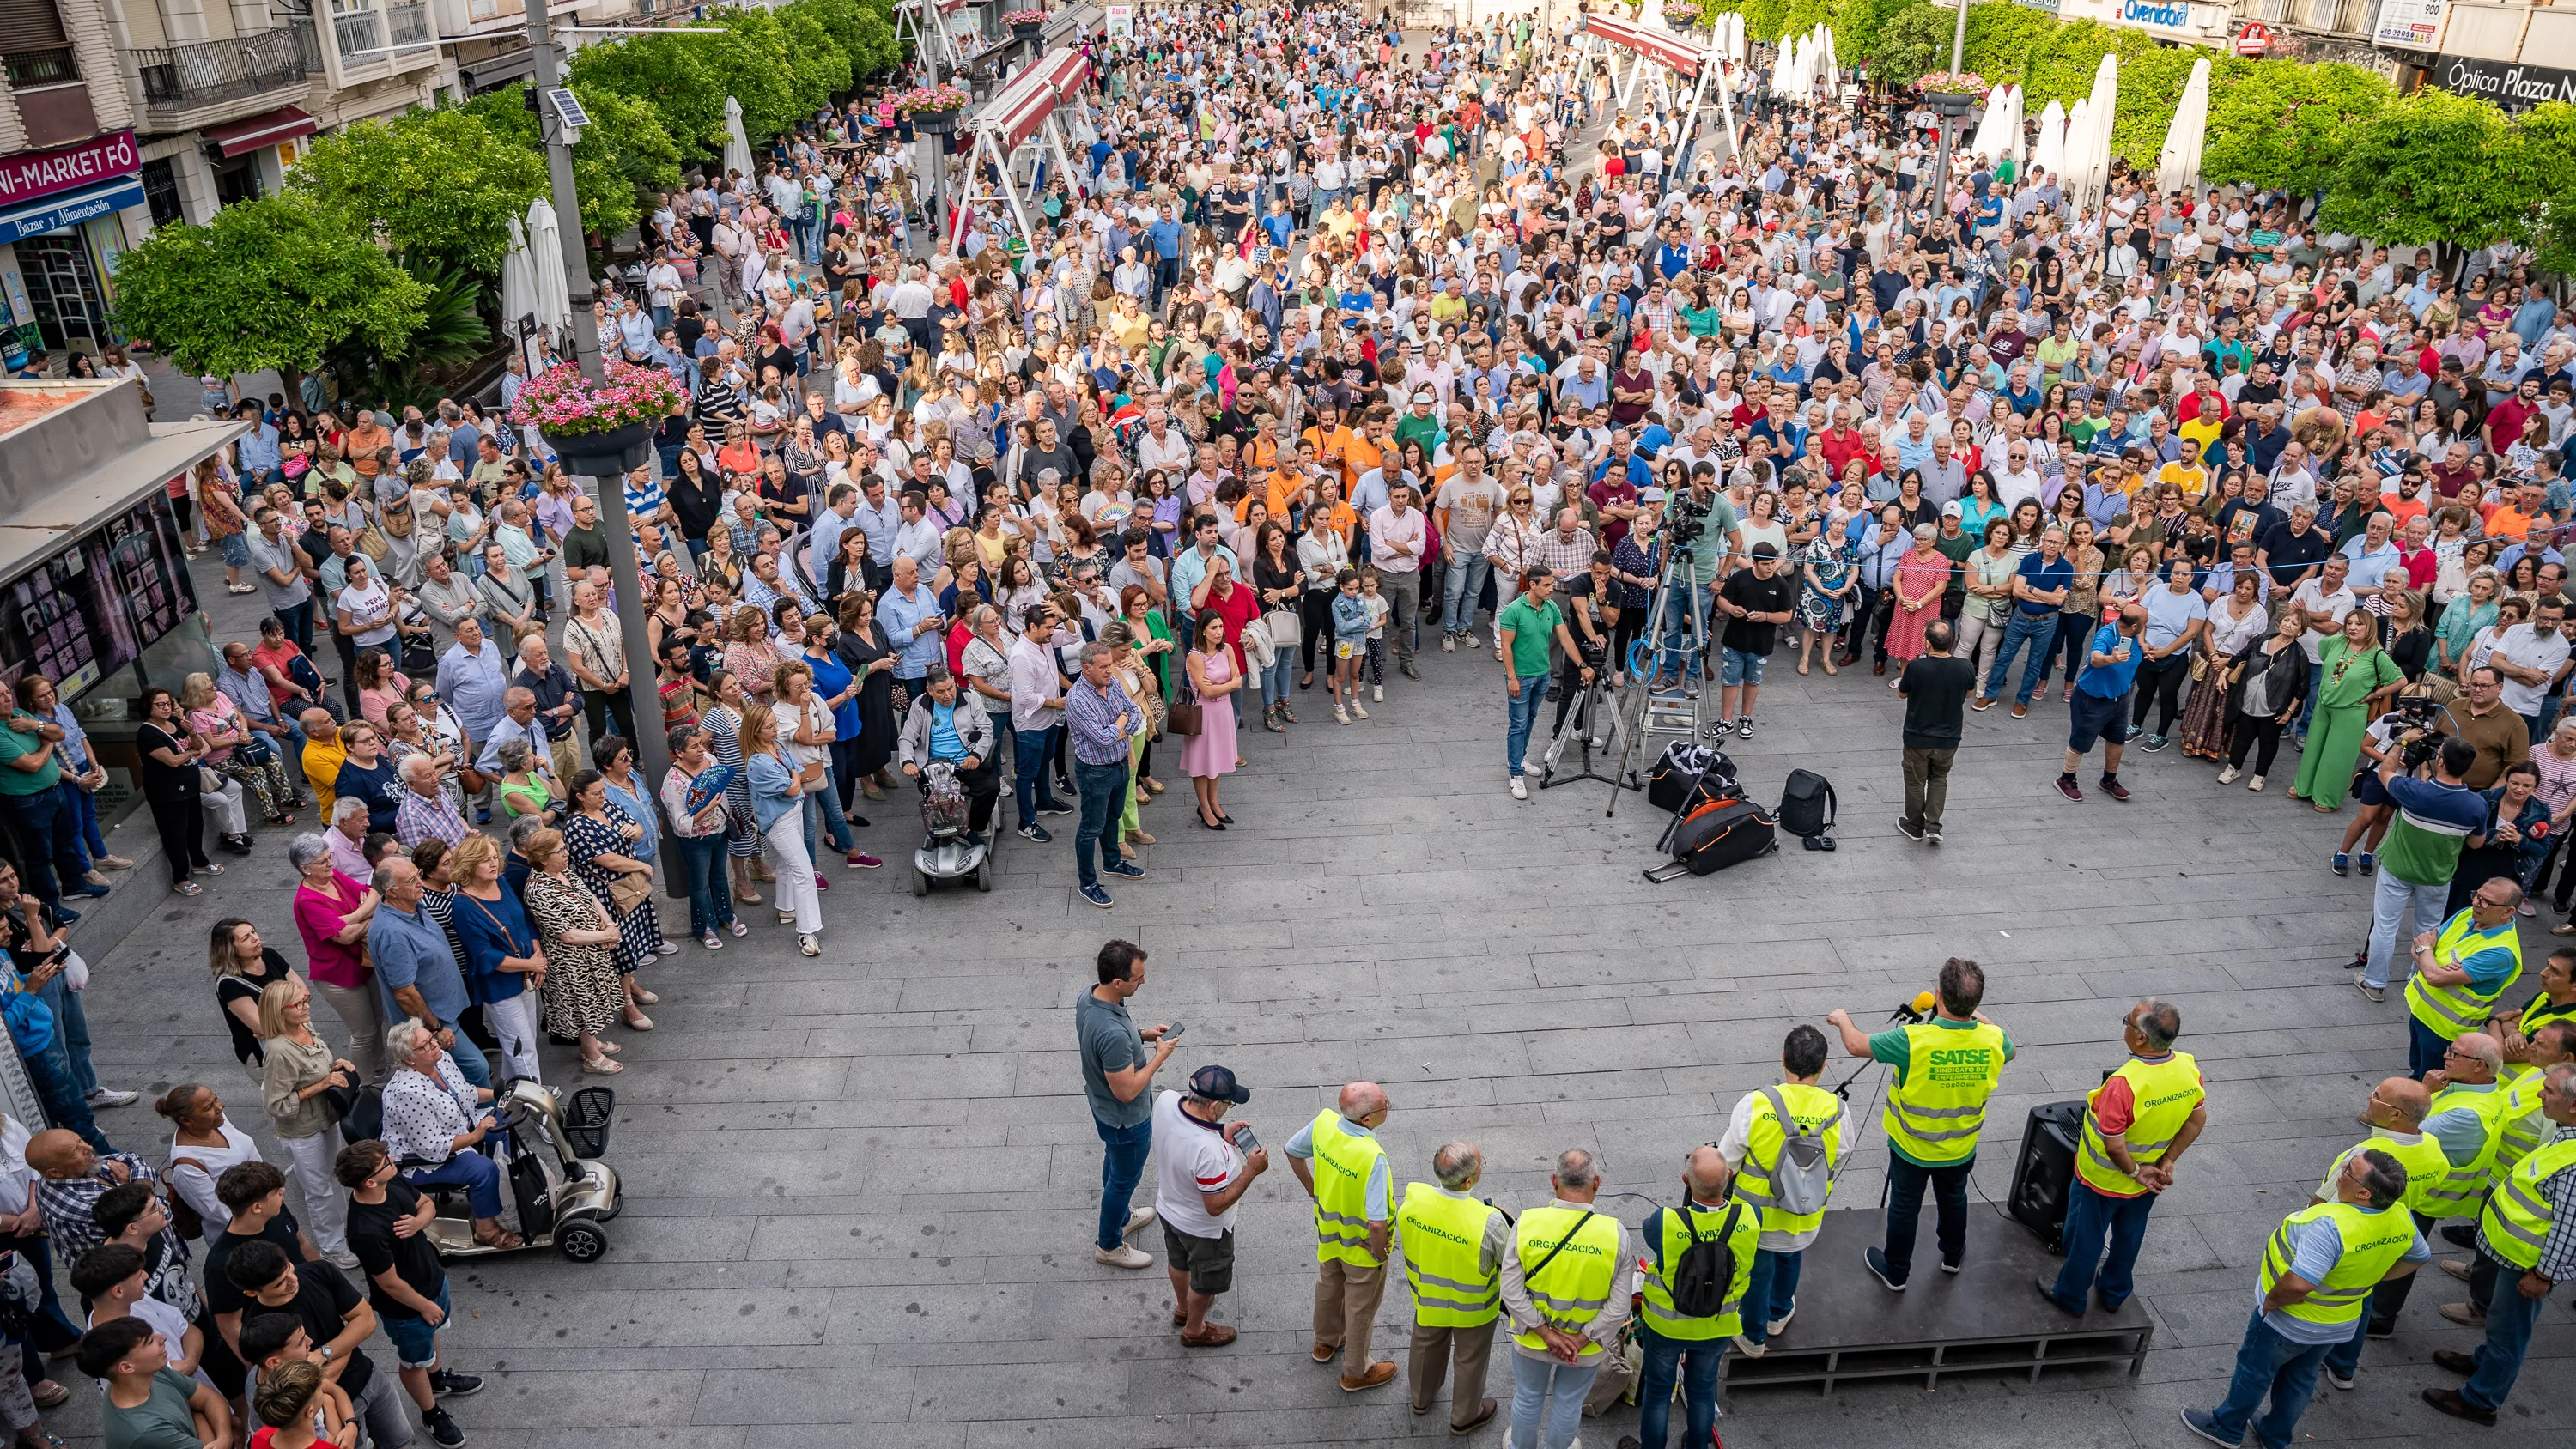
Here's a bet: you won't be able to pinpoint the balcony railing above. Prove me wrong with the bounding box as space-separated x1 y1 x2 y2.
386 2 430 43
136 27 314 109
1 45 80 88
332 7 382 56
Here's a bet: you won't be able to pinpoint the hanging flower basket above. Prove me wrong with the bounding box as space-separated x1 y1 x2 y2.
1661 5 1699 29
1917 71 1987 115
1006 9 1045 38
507 361 682 477
896 82 974 133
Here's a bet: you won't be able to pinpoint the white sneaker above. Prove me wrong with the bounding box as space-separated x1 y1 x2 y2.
1731 1333 1766 1358
2247 775 2266 791
1460 632 1478 649
1094 1244 1152 1269
1124 1206 1157 1236
85 1088 138 1109
324 1250 362 1271
1351 702 1368 718
1442 634 1455 652
1334 706 1352 724
1509 775 1528 800
1372 685 1382 702
2215 766 2239 785
798 933 821 957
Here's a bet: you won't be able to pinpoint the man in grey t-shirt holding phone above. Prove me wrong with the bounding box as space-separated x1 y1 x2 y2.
1079 939 1178 1269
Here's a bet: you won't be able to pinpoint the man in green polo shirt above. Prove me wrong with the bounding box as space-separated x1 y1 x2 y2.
1499 567 1589 802
0 679 97 917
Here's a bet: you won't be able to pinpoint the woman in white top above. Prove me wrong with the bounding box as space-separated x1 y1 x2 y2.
335 555 401 652
158 1082 264 1234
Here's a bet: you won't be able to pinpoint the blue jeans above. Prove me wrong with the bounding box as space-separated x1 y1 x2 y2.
2464 1254 2547 1410
674 834 733 937
276 597 317 658
2361 870 2450 990
1258 649 1294 708
1014 724 1064 828
54 779 102 868
1635 1324 1725 1449
1983 609 2057 705
2050 1180 2156 1311
381 1281 450 1369
33 973 94 1097
405 1145 505 1220
2409 1015 2453 1081
1506 1352 1598 1449
2206 1308 2334 1449
1072 758 1128 889
1093 1115 1151 1251
3 784 88 908
1881 1152 1972 1283
1739 1246 1802 1345
1504 673 1550 776
1659 585 1708 681
1443 553 1493 634
447 1039 491 1092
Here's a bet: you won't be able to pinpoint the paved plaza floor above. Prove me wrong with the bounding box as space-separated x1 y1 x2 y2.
54 555 2568 1448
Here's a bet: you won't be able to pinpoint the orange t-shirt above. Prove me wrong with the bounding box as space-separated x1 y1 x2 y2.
2482 502 2535 541
346 422 392 476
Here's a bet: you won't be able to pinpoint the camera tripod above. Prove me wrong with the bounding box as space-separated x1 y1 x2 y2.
1602 542 1722 818
1536 644 1632 791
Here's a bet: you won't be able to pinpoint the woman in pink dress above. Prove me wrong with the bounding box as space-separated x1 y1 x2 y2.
1884 523 1953 684
1182 613 1245 830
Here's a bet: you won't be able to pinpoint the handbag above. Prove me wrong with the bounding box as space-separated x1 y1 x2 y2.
198 767 225 794
1263 609 1303 655
606 868 653 914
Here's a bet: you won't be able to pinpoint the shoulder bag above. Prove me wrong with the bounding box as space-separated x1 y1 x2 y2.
1165 654 1204 737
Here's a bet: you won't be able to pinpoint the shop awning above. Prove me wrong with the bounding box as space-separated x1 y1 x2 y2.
204 106 317 159
0 176 144 246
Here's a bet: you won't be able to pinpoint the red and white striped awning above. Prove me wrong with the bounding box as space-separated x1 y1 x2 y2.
1581 14 1710 77
973 45 1091 150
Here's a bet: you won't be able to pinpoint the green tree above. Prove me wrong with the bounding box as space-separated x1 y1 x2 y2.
2201 60 2389 195
2520 101 2576 276
781 7 854 115
108 193 428 387
1829 0 1927 63
2321 88 2537 256
289 107 547 271
1865 0 1947 81
568 32 727 155
707 7 808 143
463 82 682 244
325 253 491 411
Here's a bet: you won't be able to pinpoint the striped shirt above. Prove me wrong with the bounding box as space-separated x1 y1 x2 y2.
2478 1125 2576 1284
1062 675 1143 767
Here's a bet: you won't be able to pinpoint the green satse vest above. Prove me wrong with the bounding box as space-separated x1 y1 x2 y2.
2407 909 2524 1040
1395 1183 1500 1328
1884 1019 2009 1165
1737 1081 1844 1236
2417 1082 2512 1218
2259 1200 2418 1328
1637 1201 1760 1341
2479 1136 2576 1270
1510 1206 1621 1361
2349 1131 2452 1222
2075 1052 2204 1197
1306 1110 1388 1266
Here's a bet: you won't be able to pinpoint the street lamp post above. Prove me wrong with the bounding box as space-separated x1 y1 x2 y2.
525 0 677 836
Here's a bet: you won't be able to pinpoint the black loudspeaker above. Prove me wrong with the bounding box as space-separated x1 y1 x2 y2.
2007 1100 2087 1253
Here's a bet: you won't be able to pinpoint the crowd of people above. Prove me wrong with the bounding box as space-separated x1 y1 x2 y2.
0 0 2569 1445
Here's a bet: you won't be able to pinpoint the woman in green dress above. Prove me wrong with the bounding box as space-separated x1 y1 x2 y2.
2293 609 2405 812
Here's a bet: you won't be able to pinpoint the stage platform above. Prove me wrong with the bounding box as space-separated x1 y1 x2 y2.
1720 1209 2154 1396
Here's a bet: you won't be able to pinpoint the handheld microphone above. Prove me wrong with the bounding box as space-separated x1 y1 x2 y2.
1889 991 1935 1024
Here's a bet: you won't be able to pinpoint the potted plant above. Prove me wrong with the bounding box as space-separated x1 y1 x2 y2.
1005 8 1045 39
507 361 684 478
1661 3 1699 29
1917 70 1987 117
895 81 976 133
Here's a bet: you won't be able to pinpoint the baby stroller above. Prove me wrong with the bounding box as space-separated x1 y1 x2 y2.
911 759 996 895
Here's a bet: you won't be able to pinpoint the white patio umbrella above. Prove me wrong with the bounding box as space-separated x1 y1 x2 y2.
1722 11 1743 64
1966 85 2004 163
1814 23 1836 89
2155 57 2211 197
2071 51 2119 209
724 95 756 181
524 197 573 336
2032 98 2067 182
1992 84 2025 167
499 215 537 330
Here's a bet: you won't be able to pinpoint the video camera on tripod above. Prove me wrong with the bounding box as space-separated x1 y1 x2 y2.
1667 485 1714 549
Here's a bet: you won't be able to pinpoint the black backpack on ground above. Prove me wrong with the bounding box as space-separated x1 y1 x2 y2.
1777 768 1837 846
1665 1202 1744 1318
1647 797 1778 881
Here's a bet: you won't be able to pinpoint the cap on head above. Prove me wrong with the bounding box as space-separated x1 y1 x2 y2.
1188 1064 1251 1105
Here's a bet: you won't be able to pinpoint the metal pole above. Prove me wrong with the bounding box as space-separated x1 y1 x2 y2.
528 0 678 837
1947 0 1967 73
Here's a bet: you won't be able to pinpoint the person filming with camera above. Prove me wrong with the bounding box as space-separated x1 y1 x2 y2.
2354 731 2491 1021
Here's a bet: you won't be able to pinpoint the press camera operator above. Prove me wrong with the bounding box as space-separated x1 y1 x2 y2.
2354 725 2491 1006
1555 551 1619 737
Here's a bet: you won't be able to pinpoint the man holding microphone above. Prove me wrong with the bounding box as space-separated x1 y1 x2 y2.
1826 958 2014 1290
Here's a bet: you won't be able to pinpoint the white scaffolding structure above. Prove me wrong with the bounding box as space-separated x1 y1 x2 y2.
950 45 1095 255
1571 12 1738 193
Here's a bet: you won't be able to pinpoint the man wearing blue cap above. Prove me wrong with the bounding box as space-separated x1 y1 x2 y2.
1154 1063 1270 1347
